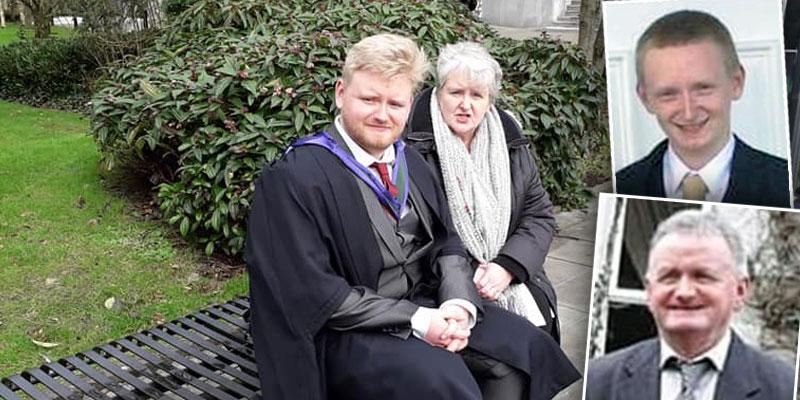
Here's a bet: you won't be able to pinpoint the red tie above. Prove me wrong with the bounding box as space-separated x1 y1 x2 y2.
372 162 398 198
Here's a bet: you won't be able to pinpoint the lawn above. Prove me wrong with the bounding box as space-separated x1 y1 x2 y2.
0 100 248 376
0 22 75 46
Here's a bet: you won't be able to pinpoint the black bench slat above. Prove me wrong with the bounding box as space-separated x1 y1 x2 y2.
132 333 253 399
2 298 261 400
115 339 238 400
25 369 76 399
45 361 108 399
65 355 138 400
174 318 245 351
164 323 257 373
97 344 201 400
82 349 165 399
218 303 246 316
188 313 245 341
231 298 250 310
6 375 53 400
203 308 248 330
0 380 23 400
146 328 259 388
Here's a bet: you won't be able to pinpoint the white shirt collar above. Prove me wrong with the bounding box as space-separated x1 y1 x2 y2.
659 329 732 372
334 116 395 169
663 134 735 202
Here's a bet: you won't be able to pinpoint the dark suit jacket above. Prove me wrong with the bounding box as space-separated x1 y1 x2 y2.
615 136 790 208
585 333 794 400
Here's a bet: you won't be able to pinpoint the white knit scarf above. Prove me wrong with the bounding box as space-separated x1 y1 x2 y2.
430 89 545 325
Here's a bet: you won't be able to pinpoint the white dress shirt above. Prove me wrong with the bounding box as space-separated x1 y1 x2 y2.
659 330 732 400
335 116 477 339
663 135 735 202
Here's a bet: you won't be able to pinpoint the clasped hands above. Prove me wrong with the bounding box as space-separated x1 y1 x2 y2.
423 263 513 352
424 304 472 352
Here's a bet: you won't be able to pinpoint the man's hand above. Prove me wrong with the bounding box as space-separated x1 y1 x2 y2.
473 262 513 301
439 305 471 352
423 308 470 352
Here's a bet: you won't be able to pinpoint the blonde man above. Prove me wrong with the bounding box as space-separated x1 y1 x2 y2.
246 34 579 399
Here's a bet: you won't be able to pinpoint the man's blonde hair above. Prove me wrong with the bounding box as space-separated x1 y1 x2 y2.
342 33 429 90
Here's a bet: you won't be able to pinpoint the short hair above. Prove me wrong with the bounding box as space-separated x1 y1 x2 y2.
635 10 741 86
436 42 503 100
647 209 747 278
342 33 429 91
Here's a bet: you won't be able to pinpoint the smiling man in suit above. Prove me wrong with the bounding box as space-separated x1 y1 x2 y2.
614 10 791 207
585 210 794 400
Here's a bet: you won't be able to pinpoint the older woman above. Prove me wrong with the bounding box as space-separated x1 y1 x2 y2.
406 42 560 342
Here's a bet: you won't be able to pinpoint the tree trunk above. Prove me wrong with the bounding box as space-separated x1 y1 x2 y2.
18 0 52 38
1 0 6 28
32 7 49 38
18 1 25 25
578 0 603 66
592 18 605 73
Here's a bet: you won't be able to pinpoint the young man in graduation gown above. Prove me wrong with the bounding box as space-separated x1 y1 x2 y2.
245 33 580 400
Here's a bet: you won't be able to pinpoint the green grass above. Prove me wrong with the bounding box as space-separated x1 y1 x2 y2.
0 22 76 46
0 100 248 376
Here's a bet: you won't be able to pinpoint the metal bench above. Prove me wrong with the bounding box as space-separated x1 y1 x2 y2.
0 298 260 399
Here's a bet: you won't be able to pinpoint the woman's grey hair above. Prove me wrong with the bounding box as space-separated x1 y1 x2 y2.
647 209 747 278
436 42 503 100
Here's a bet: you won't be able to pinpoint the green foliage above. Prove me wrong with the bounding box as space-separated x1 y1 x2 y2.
163 0 199 18
0 36 99 100
0 27 156 112
90 0 607 256
488 36 606 206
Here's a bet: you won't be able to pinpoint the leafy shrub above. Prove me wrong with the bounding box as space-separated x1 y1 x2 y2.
0 36 99 101
90 0 606 256
0 29 160 112
488 37 605 205
163 0 199 18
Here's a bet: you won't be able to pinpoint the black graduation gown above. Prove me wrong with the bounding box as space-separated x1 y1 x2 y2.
245 141 580 399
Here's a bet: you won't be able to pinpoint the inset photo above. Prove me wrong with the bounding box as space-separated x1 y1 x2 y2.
604 0 793 208
583 194 799 400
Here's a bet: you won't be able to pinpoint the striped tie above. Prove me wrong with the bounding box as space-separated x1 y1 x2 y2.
666 357 713 400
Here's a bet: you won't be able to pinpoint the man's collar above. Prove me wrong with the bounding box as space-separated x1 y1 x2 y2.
663 134 735 200
334 116 395 168
659 328 732 371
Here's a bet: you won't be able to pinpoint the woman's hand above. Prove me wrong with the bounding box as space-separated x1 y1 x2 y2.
473 262 513 301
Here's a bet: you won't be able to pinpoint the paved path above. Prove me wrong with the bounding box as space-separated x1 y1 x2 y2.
548 182 610 400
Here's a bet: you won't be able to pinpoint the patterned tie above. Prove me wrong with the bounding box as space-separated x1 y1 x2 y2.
681 174 707 201
372 162 398 198
666 357 713 400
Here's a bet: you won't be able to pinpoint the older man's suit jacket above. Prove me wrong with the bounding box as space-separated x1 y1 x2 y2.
615 136 790 208
585 333 794 400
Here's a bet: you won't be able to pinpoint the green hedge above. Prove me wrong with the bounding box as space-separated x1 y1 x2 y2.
0 36 99 100
0 30 160 112
90 0 606 256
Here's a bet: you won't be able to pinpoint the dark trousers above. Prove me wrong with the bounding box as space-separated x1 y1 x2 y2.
325 331 528 400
